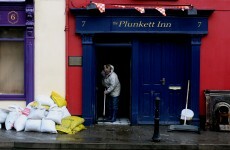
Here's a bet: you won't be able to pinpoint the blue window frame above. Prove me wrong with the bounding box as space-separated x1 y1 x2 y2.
0 0 34 104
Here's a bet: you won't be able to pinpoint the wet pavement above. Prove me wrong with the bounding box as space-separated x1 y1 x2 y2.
0 125 230 149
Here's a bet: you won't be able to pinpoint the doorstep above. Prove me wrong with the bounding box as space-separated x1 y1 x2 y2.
97 117 131 125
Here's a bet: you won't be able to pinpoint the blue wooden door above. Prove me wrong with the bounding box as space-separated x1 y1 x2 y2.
138 36 190 124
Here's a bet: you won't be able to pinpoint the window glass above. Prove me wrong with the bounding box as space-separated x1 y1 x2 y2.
0 28 24 38
0 41 24 95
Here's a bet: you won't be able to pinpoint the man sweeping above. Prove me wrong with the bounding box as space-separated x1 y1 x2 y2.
101 64 121 122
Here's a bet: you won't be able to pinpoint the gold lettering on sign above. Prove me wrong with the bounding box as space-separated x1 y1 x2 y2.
197 22 202 28
157 21 172 28
8 11 19 24
117 21 155 28
82 21 86 27
113 21 172 28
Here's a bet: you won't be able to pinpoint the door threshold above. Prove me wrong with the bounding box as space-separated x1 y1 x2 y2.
97 117 130 125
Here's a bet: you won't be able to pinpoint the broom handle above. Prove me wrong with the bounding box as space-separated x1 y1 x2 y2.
103 92 106 116
184 80 190 125
185 80 190 110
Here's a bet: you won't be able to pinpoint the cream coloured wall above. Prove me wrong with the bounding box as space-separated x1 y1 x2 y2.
0 0 66 110
34 0 66 97
0 101 26 110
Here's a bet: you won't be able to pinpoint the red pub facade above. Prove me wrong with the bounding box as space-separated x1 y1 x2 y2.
65 0 230 126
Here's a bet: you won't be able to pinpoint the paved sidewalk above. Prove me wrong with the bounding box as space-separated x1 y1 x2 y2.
0 125 230 149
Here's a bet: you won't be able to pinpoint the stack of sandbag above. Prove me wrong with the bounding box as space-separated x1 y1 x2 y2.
1 91 86 134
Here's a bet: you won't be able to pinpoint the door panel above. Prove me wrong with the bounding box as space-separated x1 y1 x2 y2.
138 36 190 124
139 41 164 124
163 40 190 123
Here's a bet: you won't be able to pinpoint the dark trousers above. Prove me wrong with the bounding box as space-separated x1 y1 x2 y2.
109 96 119 110
106 95 119 120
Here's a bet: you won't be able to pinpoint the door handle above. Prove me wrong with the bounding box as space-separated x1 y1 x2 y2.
160 78 165 85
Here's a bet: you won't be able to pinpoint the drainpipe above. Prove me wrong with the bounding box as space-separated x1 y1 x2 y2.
65 0 69 101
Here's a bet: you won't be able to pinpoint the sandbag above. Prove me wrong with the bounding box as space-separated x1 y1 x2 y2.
63 116 84 130
28 101 51 110
21 108 31 116
14 114 28 131
61 106 71 118
72 124 87 134
5 111 21 130
24 119 42 132
51 91 67 107
56 116 85 134
55 125 72 134
0 108 10 123
41 119 57 134
46 107 63 124
28 108 46 119
35 95 55 106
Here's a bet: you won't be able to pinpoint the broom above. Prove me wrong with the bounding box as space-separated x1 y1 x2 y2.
98 90 106 122
103 92 106 119
168 80 200 133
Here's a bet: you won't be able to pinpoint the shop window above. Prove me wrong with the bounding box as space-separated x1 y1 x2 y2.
0 27 25 95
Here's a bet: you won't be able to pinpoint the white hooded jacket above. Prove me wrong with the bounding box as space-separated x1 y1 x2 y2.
102 65 121 97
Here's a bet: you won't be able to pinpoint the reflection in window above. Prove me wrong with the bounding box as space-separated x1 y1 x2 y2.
0 27 24 38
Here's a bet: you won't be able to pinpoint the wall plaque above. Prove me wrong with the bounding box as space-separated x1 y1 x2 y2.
69 56 82 66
